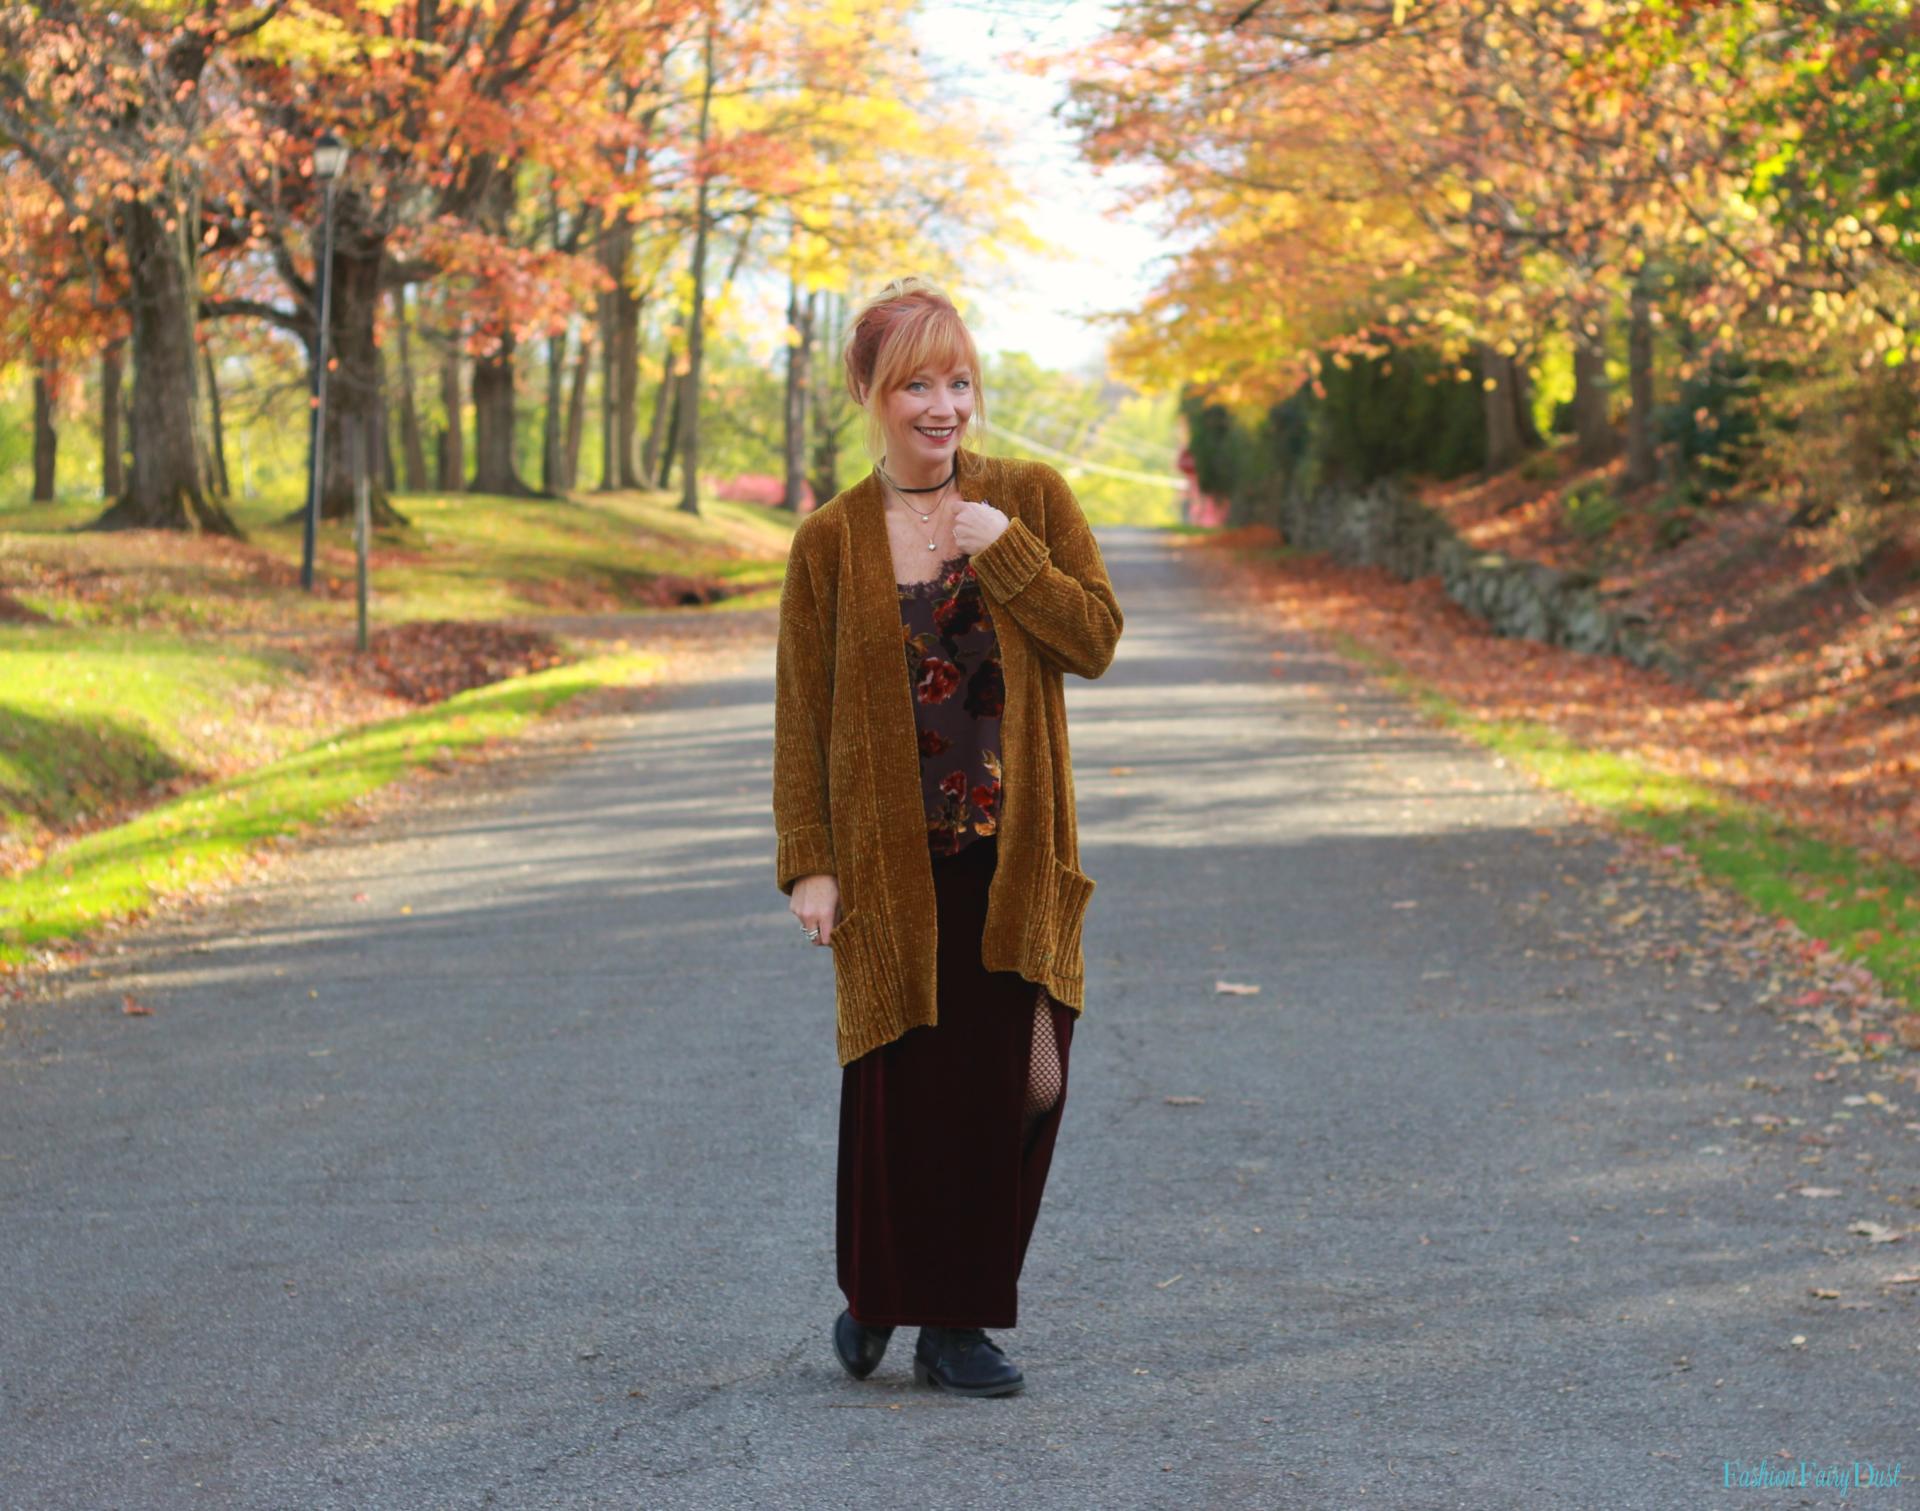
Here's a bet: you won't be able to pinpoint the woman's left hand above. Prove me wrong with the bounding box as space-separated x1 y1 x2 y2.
952 499 1011 556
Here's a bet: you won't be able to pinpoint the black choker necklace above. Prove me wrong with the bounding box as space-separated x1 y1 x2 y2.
879 459 957 494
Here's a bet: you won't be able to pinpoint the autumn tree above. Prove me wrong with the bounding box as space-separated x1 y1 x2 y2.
647 0 1025 513
0 162 117 501
1056 5 1684 479
0 0 282 532
199 0 691 517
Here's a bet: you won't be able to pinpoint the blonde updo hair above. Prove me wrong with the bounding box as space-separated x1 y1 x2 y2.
841 277 987 464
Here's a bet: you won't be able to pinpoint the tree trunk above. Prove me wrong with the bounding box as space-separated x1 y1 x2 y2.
604 216 645 488
100 340 125 499
660 368 684 491
470 330 534 496
439 338 465 491
1623 267 1659 490
809 290 844 507
640 340 674 487
90 198 239 534
680 18 716 515
680 226 707 513
377 345 396 494
1571 313 1616 467
810 383 840 506
810 395 839 508
783 280 814 512
316 204 406 525
598 282 618 491
1479 345 1527 475
564 331 592 491
618 293 644 488
202 343 233 498
31 366 57 502
1512 347 1545 449
543 328 568 494
390 286 429 491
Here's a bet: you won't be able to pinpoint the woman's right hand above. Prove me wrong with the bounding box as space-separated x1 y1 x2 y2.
791 873 842 946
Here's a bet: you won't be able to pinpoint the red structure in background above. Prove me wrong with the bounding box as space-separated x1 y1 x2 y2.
711 474 817 512
1176 448 1229 528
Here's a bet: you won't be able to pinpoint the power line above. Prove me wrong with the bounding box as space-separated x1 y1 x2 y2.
1004 405 1184 465
977 418 1187 490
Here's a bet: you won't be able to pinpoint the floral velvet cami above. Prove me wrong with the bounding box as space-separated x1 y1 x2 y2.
897 551 1006 860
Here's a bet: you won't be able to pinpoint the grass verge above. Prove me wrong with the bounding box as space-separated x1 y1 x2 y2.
1 626 304 838
1326 629 1920 1014
2 485 792 862
0 649 661 967
3 487 791 628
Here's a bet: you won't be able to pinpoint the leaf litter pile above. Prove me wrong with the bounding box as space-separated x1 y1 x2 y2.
304 621 568 705
1425 471 1918 870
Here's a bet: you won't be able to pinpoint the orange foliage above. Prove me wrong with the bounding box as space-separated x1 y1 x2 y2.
1189 491 1920 874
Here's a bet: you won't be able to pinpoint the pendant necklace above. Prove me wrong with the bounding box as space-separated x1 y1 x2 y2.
877 457 959 551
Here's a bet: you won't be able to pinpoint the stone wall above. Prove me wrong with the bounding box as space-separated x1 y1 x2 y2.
1253 475 1684 675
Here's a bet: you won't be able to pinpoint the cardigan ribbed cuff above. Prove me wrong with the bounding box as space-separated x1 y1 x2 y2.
777 822 837 895
970 515 1050 601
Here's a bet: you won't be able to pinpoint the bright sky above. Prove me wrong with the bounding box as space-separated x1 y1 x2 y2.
912 2 1170 375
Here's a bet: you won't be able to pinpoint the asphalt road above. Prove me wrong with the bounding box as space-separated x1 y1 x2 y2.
3 526 1914 1510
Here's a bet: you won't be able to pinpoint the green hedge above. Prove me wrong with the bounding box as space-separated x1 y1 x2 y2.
1182 342 1485 519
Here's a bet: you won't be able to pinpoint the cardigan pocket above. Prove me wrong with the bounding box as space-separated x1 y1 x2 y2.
1042 857 1097 986
827 906 901 1043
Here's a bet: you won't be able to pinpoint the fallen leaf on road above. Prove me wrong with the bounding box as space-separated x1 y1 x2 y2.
1849 1221 1903 1244
121 994 152 1016
1164 1095 1206 1106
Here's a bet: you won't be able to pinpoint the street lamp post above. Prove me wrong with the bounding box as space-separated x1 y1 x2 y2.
300 131 349 593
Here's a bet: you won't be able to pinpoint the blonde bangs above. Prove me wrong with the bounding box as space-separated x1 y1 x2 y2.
851 284 987 463
867 304 982 404
844 278 990 464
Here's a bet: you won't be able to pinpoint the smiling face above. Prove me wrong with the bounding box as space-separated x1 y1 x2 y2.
843 281 987 484
877 365 976 479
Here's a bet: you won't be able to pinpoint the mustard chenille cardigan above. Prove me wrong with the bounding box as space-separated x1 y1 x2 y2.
773 448 1125 1065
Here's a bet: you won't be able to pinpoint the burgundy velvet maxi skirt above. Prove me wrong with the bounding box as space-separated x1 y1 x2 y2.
836 832 1077 1329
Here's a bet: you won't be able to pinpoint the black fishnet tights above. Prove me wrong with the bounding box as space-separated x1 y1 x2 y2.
1022 988 1063 1143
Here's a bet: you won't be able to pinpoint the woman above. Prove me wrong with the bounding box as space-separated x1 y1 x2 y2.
772 277 1123 1397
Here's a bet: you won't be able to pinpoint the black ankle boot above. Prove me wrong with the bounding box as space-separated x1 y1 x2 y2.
833 1309 895 1380
912 1326 1024 1397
